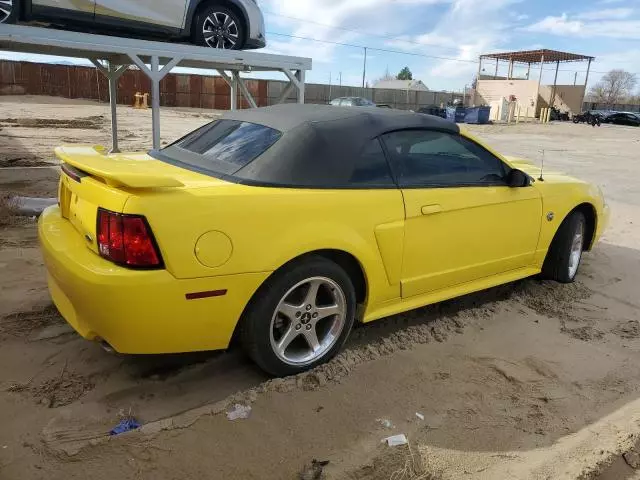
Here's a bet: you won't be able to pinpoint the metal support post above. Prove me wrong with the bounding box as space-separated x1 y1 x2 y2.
580 58 592 113
494 58 499 78
296 69 305 104
230 71 238 110
550 60 560 109
232 71 257 108
526 63 531 79
127 54 182 150
535 54 544 118
150 56 161 150
89 59 128 153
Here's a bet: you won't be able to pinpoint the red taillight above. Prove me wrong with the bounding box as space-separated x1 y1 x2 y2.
96 208 162 268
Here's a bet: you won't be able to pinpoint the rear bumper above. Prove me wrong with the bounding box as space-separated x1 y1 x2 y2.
38 206 269 354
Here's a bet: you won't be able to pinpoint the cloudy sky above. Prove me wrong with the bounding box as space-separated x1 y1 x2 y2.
258 0 640 91
4 0 640 92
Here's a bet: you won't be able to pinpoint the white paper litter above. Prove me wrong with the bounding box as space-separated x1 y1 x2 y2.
382 434 408 447
415 412 425 421
226 404 252 421
376 418 394 429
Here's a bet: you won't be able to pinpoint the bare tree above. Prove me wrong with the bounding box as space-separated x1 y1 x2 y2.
374 67 395 84
589 69 637 106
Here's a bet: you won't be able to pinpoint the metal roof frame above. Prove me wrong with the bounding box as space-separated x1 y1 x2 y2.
480 49 594 65
0 24 312 151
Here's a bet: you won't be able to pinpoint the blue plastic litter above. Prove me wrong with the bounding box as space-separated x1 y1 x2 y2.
110 418 141 436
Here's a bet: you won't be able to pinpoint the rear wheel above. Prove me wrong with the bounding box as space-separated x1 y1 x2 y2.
193 5 245 50
0 0 18 24
241 256 356 377
542 211 586 283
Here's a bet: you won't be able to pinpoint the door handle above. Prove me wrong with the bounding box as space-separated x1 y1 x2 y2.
421 204 443 215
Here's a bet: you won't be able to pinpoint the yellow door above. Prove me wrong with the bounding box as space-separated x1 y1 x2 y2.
380 129 542 298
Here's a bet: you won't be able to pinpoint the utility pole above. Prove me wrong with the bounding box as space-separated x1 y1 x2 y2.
574 71 578 86
362 47 367 88
339 72 342 88
328 71 332 101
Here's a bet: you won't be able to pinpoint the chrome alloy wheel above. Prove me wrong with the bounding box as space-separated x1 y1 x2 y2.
568 220 584 279
202 12 239 49
0 0 13 23
269 277 347 367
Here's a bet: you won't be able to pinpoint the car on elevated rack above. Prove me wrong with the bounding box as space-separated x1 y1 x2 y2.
0 0 266 50
39 104 609 376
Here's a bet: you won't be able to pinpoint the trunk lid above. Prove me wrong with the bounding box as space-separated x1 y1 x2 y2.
55 145 226 255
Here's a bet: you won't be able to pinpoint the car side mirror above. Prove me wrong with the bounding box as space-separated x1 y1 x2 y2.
506 169 531 187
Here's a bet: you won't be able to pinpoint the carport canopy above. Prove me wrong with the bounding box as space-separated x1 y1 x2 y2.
476 48 595 111
0 24 312 152
480 49 594 64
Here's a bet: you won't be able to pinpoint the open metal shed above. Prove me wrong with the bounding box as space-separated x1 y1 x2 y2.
0 24 312 151
476 49 594 115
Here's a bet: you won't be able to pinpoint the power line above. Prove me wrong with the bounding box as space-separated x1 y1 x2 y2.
266 31 478 64
262 9 480 56
267 31 640 76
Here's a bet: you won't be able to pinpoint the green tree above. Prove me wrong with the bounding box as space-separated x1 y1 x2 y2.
397 67 413 80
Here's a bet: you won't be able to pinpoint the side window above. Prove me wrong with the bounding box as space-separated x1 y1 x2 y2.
348 139 395 186
381 130 507 187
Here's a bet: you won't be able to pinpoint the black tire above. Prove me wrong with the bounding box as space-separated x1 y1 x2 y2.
541 211 586 283
573 117 580 124
193 5 245 50
0 0 19 24
240 256 357 377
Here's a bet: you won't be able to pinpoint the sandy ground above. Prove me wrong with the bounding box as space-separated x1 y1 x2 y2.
1 96 640 480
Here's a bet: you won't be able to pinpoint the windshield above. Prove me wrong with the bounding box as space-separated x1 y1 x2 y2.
156 120 282 176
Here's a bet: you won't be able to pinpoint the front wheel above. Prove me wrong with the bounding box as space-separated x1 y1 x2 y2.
542 211 586 283
241 256 356 377
193 6 245 50
0 0 18 24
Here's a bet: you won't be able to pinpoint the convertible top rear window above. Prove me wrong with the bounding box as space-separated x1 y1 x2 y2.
156 120 282 176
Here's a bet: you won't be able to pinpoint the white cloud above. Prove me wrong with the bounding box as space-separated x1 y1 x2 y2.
525 13 640 39
261 0 453 67
577 8 634 20
525 13 583 34
385 0 521 86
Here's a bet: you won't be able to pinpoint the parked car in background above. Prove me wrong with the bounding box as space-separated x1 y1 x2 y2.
602 112 640 127
329 97 377 107
417 106 447 119
0 0 266 50
39 104 608 376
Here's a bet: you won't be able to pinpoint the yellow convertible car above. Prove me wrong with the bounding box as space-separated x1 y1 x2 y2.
39 105 609 376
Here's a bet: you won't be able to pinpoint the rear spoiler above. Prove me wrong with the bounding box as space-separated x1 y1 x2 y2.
55 145 184 188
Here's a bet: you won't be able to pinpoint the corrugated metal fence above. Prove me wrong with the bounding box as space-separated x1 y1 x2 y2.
0 60 463 110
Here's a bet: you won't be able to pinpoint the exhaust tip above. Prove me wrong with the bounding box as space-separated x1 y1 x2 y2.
96 338 115 354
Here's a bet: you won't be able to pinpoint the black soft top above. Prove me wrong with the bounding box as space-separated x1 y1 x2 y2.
223 103 458 135
221 104 460 187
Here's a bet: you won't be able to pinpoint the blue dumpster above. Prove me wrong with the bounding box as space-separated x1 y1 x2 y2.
445 106 466 123
464 106 491 124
